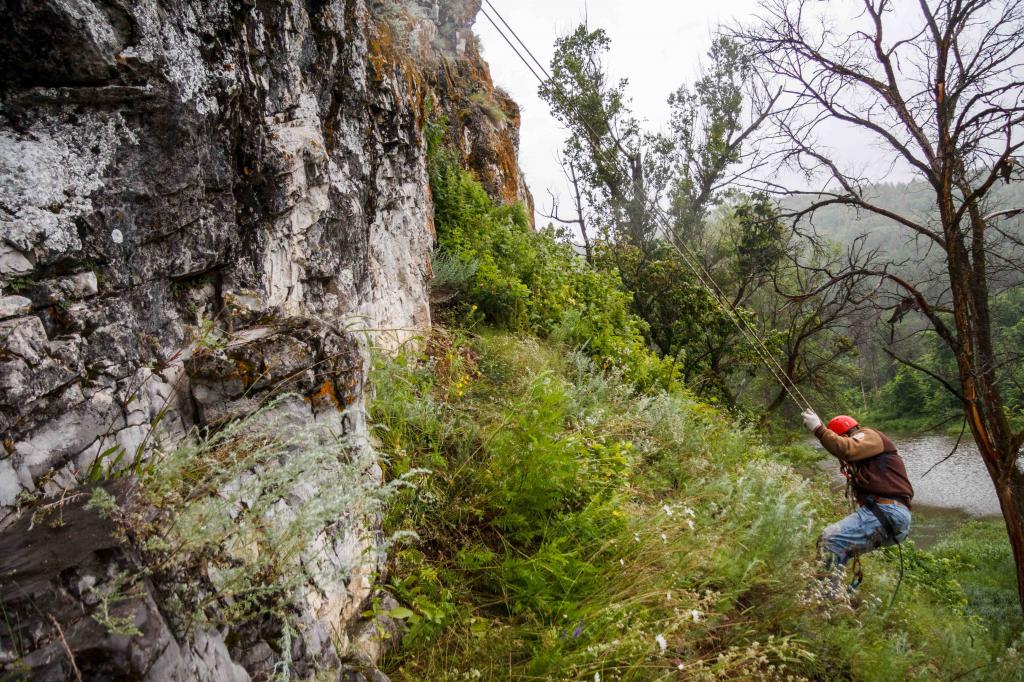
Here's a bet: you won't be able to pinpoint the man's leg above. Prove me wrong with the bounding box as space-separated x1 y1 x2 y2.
817 507 887 597
819 506 885 567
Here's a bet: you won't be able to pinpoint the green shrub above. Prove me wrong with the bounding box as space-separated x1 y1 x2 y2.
427 135 675 390
91 399 413 652
373 330 1022 681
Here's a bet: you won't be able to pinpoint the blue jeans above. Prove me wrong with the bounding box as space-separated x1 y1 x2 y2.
819 502 911 567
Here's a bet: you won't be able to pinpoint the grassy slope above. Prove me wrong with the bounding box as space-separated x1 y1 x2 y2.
371 330 1023 681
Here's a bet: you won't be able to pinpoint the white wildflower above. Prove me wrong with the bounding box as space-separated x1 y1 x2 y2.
662 504 674 516
660 533 668 543
686 519 695 530
594 674 601 682
683 507 696 517
666 591 672 601
691 609 703 622
655 634 667 653
620 558 625 566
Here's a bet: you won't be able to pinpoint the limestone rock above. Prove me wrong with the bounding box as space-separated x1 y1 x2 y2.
0 0 532 678
0 295 31 319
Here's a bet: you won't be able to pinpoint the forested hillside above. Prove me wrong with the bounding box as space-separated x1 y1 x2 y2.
3 0 1023 680
370 115 1024 681
785 180 1024 261
781 181 1024 432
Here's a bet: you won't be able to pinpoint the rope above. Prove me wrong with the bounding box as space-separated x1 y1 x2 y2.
479 0 816 412
479 2 922 610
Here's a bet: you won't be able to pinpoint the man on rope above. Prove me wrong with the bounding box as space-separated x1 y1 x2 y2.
802 410 914 591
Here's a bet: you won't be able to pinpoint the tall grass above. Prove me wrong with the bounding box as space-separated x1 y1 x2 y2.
372 330 1023 681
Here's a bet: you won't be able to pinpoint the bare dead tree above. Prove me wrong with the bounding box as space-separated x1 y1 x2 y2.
540 155 595 263
734 0 1024 611
764 255 874 413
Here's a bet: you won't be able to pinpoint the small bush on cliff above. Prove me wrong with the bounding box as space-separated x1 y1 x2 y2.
427 136 674 390
87 400 415 659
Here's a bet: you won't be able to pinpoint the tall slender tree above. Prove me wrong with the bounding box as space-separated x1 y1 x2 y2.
734 0 1024 610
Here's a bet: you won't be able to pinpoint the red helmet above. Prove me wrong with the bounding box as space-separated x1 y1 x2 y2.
827 415 859 435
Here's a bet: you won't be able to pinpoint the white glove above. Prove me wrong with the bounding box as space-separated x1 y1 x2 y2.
801 409 822 433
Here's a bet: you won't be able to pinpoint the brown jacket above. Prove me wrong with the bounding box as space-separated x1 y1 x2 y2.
814 425 914 509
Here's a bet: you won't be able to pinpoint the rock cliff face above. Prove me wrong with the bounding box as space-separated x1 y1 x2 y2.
0 0 531 678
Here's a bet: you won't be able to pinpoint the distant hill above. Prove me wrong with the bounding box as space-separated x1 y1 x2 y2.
782 179 1024 255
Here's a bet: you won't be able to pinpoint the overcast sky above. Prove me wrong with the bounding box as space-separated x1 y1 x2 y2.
472 0 915 224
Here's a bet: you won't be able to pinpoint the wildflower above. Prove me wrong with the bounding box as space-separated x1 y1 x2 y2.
594 674 601 682
662 504 673 516
673 658 685 670
620 558 625 566
683 507 696 517
666 591 672 601
655 634 667 653
660 533 668 543
690 609 702 622
686 519 695 530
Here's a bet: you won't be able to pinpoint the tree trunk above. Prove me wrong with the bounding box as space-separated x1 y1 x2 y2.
947 233 1024 614
976 423 1024 611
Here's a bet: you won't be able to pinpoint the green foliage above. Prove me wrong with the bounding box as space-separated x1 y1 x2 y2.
468 91 507 125
94 400 412 645
540 24 669 249
428 139 674 389
593 240 773 404
373 330 1018 680
667 36 754 240
881 365 932 419
930 521 1024 643
861 285 1024 433
538 25 853 410
430 250 479 295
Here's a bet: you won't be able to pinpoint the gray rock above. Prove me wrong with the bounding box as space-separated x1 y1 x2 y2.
0 0 532 678
0 244 34 276
0 295 31 319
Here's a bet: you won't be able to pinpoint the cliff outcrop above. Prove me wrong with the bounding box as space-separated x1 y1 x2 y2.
0 0 531 679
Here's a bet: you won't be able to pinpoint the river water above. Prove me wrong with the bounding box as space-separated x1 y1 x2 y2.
815 432 1007 549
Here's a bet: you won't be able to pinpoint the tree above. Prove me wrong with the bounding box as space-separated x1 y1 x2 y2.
539 25 866 408
735 0 1024 610
539 25 671 255
666 37 780 251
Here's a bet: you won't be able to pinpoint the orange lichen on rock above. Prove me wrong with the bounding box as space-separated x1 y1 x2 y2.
231 358 260 390
307 379 344 411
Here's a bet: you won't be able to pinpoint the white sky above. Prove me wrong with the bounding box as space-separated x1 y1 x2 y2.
473 0 913 224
